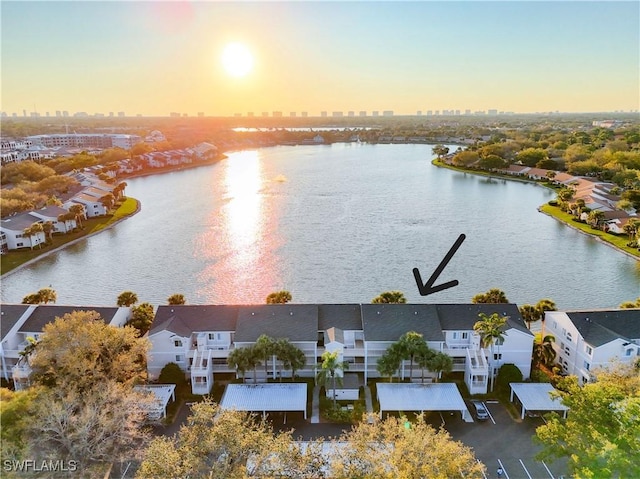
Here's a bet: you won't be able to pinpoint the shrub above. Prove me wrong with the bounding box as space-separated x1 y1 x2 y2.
495 363 523 398
158 362 187 387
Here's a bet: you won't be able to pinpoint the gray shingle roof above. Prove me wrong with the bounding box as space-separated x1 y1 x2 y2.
436 303 530 335
235 305 318 342
567 310 640 347
149 305 239 337
19 305 119 332
1 304 31 340
318 304 363 331
361 304 443 342
0 213 42 231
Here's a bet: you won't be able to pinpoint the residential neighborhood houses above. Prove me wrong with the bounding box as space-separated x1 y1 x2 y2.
0 137 220 252
2 302 638 403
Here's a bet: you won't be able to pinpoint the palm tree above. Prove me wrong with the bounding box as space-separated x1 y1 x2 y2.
69 204 85 228
167 293 186 305
427 352 453 383
36 287 57 304
372 291 407 304
472 288 509 304
415 346 436 383
397 331 428 380
227 347 253 382
519 304 540 329
473 312 508 391
432 144 450 159
317 350 348 405
255 334 275 379
117 291 138 307
23 223 44 249
587 210 605 229
41 221 54 242
532 333 556 370
99 193 115 212
377 343 403 382
275 339 306 381
265 290 292 304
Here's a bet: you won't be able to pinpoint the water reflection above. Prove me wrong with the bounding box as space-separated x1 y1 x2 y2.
224 150 262 257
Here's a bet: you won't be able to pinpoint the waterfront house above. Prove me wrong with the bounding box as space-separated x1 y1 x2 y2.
544 309 640 385
66 193 107 217
29 205 78 234
147 303 533 396
0 213 46 250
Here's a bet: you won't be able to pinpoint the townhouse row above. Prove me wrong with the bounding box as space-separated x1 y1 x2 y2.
2 303 637 396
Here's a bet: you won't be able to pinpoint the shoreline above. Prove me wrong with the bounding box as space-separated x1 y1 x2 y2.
1 198 142 279
431 159 639 261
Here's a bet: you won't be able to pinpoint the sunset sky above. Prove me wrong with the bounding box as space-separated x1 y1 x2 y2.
2 1 638 117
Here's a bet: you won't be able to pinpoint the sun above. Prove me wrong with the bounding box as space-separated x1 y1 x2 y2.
221 42 254 78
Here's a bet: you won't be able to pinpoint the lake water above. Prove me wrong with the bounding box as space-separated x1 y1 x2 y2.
2 143 638 309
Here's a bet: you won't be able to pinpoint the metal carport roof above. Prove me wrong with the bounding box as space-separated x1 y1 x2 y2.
377 383 472 422
509 383 569 419
220 383 308 419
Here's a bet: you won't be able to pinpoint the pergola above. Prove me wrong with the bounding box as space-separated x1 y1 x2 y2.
377 383 472 422
220 383 308 419
509 383 569 419
134 384 176 419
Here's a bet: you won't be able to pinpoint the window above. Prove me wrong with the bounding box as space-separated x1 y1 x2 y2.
583 361 590 370
461 332 469 339
566 332 573 342
175 355 184 362
495 337 504 346
585 345 593 355
583 376 590 385
553 320 558 330
174 339 182 348
625 348 633 357
16 242 23 247
493 353 502 361
560 341 565 351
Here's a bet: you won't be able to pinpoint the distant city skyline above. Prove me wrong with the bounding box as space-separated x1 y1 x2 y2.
1 1 638 117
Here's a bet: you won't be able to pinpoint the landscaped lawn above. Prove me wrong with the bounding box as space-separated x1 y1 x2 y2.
1 198 139 274
539 203 639 259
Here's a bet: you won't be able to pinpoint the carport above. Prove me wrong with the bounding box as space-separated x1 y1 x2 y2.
377 383 473 422
509 383 569 419
220 383 307 419
134 384 176 419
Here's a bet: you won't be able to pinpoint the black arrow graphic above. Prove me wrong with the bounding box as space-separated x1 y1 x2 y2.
413 233 466 296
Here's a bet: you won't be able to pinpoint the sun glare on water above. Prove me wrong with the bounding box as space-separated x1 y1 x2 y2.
221 42 254 78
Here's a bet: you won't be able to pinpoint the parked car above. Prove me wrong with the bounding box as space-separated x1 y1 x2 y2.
471 400 489 421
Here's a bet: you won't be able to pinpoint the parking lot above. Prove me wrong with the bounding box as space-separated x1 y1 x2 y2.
422 400 568 479
158 399 568 479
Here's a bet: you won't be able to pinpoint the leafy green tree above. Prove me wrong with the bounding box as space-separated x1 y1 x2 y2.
331 414 485 479
536 360 640 478
432 144 450 159
26 382 150 475
117 290 138 307
452 150 480 167
471 288 509 304
265 290 292 304
587 210 605 229
136 399 325 479
0 387 40 462
274 338 306 381
516 147 548 167
0 161 56 184
30 310 149 390
478 154 506 170
372 290 406 304
167 293 186 305
317 350 348 405
127 302 155 336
